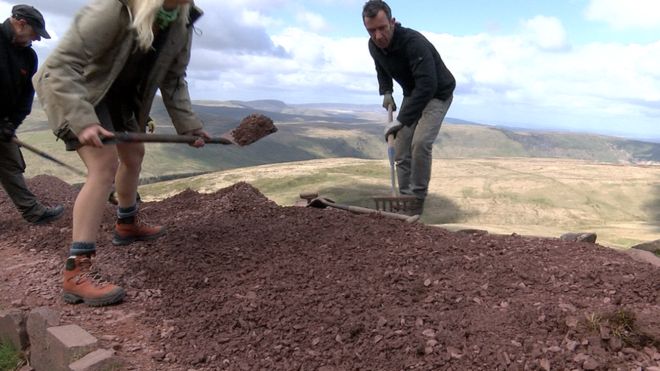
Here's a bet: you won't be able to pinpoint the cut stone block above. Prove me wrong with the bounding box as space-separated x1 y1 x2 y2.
0 309 28 350
27 307 60 371
622 248 660 268
68 349 124 371
560 232 597 243
46 324 98 371
630 239 660 254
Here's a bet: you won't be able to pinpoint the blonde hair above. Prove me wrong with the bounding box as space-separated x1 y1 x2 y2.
130 0 190 51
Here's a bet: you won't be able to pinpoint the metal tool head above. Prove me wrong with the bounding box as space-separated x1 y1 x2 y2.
299 191 319 203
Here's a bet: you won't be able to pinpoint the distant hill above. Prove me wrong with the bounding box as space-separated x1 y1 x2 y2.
17 99 660 185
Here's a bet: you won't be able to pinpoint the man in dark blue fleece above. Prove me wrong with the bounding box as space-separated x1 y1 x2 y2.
1 4 63 224
363 0 455 216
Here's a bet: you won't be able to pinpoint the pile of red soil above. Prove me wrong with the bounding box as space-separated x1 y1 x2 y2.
0 175 658 370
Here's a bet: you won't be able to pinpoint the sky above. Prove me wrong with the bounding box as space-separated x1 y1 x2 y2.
1 0 659 141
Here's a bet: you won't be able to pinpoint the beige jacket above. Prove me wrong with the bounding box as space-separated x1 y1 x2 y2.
33 0 203 136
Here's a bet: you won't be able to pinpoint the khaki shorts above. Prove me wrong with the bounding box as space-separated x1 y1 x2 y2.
62 100 142 151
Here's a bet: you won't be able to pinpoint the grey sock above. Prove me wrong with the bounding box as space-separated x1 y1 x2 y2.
117 204 137 219
69 242 96 256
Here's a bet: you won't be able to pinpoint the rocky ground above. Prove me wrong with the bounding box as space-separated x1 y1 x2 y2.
0 175 658 370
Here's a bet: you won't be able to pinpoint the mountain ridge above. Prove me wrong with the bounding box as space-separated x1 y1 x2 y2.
18 98 660 183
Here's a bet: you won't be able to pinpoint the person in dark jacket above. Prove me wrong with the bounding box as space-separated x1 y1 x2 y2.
0 4 63 224
363 0 455 216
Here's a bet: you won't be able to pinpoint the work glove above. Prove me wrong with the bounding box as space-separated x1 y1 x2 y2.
0 120 16 142
382 92 396 111
383 119 403 142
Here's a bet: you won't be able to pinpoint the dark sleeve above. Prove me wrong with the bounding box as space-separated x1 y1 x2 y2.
369 42 393 95
8 50 36 127
0 117 11 129
375 60 393 95
396 40 437 126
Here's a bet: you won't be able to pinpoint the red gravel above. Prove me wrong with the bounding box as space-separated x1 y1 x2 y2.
231 113 277 146
0 175 658 370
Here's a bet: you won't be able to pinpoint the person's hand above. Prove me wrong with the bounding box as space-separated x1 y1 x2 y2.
0 120 16 142
383 119 403 141
382 92 396 111
78 124 114 148
146 118 156 133
183 128 210 148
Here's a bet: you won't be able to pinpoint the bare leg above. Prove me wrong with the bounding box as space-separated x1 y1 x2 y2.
111 142 164 246
115 142 144 208
73 145 118 242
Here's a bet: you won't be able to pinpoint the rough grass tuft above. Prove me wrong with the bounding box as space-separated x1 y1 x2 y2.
0 342 23 371
585 309 658 348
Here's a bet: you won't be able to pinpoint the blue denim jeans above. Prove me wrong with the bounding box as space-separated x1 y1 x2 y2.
394 96 453 200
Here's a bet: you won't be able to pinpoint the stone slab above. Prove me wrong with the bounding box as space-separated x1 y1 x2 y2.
0 309 28 350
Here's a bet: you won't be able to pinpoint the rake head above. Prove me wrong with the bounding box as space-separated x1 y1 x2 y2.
372 195 418 213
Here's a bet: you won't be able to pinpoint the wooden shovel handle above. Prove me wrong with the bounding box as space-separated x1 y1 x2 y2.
387 104 394 123
103 132 234 145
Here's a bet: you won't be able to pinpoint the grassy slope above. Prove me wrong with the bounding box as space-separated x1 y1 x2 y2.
139 157 660 249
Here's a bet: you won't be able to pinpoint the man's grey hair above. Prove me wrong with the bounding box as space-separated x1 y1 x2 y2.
362 0 392 20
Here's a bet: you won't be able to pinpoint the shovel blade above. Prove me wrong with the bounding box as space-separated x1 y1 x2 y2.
103 113 277 146
228 113 278 146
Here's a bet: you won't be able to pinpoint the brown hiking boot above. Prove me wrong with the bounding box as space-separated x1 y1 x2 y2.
62 255 125 307
112 214 166 246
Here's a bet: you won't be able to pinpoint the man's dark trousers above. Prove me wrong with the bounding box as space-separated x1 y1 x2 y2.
0 140 46 221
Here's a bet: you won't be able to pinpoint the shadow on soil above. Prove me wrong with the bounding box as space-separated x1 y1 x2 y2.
312 184 474 224
644 183 660 232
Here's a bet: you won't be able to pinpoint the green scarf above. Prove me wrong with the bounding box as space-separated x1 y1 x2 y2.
156 7 179 29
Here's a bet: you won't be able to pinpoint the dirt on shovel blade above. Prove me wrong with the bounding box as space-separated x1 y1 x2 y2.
231 113 278 146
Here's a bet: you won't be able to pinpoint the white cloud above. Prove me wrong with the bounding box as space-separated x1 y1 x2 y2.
241 10 282 29
295 11 328 33
190 27 376 103
426 28 660 136
521 16 569 51
586 0 660 29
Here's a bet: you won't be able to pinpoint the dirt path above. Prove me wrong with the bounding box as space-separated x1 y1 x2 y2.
0 176 658 370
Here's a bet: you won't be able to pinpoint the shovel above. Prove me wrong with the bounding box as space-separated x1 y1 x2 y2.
102 113 277 146
300 191 419 223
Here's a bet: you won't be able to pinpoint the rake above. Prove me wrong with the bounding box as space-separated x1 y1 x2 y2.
372 104 417 214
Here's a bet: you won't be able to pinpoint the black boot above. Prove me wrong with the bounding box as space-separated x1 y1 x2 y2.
31 204 64 225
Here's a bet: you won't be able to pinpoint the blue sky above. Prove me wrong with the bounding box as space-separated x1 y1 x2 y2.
1 0 659 141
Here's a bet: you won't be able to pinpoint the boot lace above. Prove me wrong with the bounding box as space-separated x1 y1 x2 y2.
75 256 111 287
121 212 156 228
133 213 154 227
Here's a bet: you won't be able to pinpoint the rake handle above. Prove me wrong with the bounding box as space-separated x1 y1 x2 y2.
387 104 397 196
